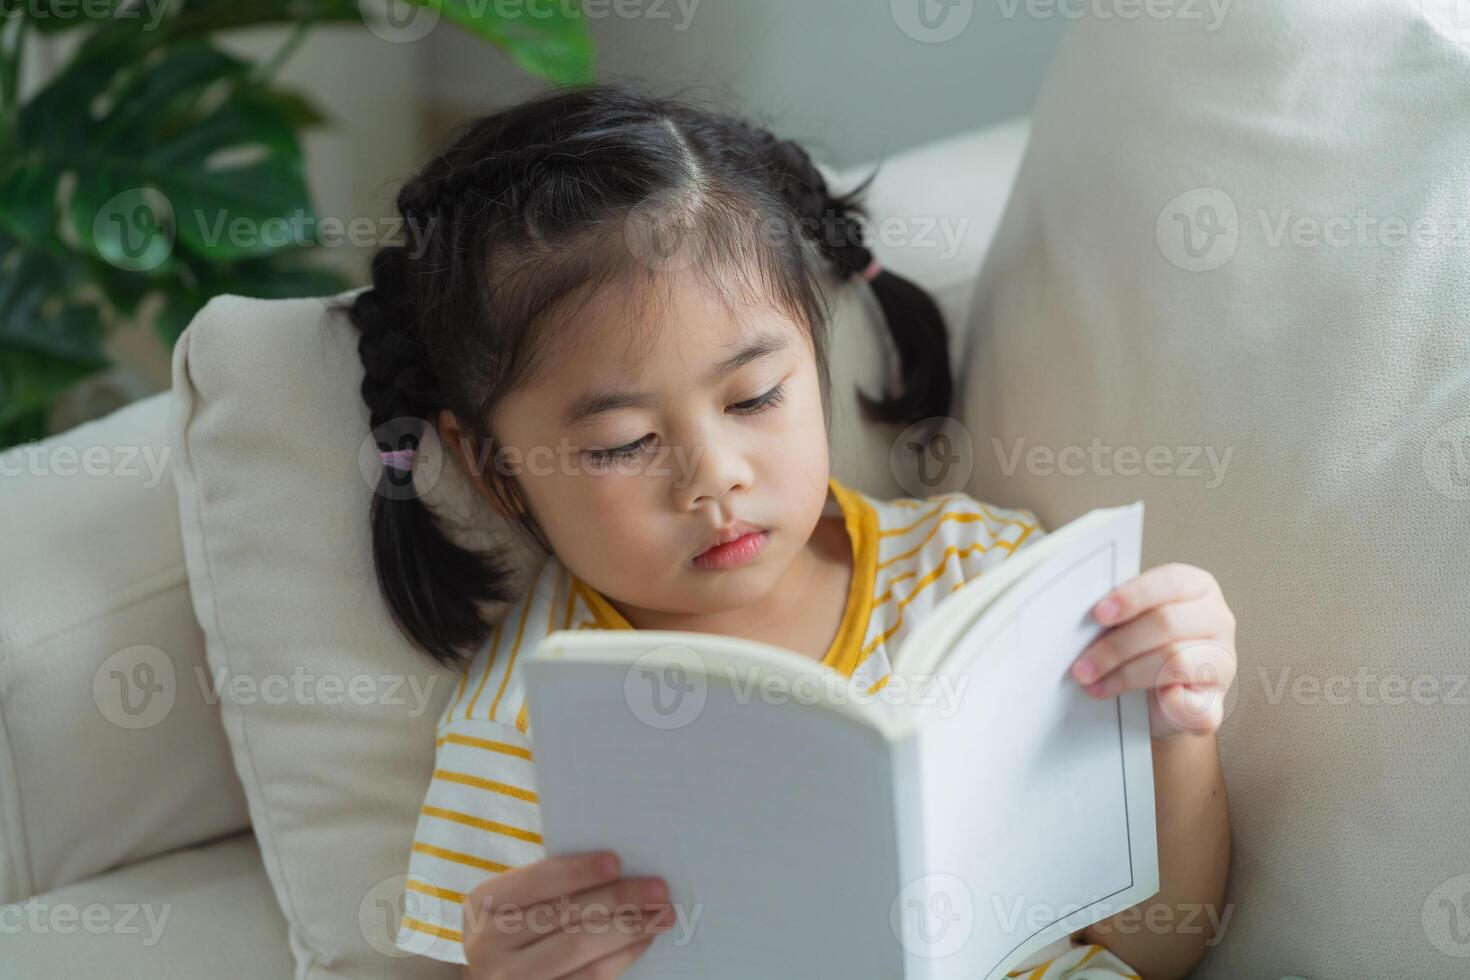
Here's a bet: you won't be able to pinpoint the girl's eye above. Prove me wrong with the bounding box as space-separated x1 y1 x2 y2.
584 434 654 466
730 383 786 415
582 384 785 468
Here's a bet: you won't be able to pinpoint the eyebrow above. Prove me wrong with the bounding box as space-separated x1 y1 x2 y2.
559 329 792 429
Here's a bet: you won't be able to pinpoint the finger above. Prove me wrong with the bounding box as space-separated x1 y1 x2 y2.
466 851 620 924
1153 682 1227 736
463 851 623 955
559 936 656 980
508 877 672 946
1071 596 1225 684
1081 640 1237 700
514 906 676 980
1093 563 1218 626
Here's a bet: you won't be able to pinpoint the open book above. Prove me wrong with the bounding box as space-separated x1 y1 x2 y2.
522 501 1156 980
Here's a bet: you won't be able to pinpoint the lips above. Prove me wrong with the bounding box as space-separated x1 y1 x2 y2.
693 521 764 560
691 528 769 571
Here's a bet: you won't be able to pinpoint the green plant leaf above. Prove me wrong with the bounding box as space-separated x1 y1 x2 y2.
3 0 597 444
8 0 136 33
434 0 596 84
0 161 54 243
15 41 317 268
262 87 333 131
152 249 351 346
0 237 109 432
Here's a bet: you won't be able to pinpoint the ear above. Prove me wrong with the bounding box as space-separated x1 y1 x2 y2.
435 409 519 519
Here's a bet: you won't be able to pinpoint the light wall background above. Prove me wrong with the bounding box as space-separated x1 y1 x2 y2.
421 0 1067 168
19 0 1065 421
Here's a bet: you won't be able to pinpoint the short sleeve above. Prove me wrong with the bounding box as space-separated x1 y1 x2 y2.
1004 941 1140 978
395 714 545 964
941 492 1046 579
394 566 562 963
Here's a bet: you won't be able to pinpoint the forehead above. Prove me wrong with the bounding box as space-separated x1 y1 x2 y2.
530 269 806 385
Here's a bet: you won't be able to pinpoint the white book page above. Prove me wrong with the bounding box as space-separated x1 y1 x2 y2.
524 645 908 979
893 505 1158 979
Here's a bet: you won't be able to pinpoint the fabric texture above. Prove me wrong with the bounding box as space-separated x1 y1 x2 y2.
162 115 1034 980
0 832 292 977
166 276 910 980
0 392 249 904
396 475 1043 965
961 2 1470 976
1005 942 1139 979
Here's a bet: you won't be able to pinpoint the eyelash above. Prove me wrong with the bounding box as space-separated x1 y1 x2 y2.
583 383 787 465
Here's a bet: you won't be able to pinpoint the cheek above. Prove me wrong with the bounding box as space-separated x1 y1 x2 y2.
550 476 662 562
766 370 830 474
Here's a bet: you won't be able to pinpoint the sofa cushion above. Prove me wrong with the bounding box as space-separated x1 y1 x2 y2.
0 831 293 979
167 117 1031 979
0 392 250 904
960 2 1470 976
169 281 897 980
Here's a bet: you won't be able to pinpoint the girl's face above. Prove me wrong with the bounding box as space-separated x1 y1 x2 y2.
465 269 832 625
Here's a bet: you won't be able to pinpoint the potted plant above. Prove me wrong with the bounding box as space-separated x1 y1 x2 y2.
0 0 595 449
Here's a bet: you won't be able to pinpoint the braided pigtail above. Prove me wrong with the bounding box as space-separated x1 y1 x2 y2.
348 236 521 668
335 83 964 668
747 128 953 426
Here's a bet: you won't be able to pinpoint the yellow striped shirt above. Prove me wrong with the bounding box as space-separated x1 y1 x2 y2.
396 475 1136 975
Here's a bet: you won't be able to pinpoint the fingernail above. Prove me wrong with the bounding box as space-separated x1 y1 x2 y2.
1086 682 1106 697
1074 660 1097 683
1095 597 1120 623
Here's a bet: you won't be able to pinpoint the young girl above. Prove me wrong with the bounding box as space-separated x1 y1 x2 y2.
338 84 1235 980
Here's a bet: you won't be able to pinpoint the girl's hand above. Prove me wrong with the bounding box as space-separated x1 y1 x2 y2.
461 850 676 979
1068 562 1237 740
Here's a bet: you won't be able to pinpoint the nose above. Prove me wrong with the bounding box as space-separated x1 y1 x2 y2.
674 436 753 512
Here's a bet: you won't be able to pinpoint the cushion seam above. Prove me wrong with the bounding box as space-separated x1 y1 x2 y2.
0 699 32 902
0 562 190 658
171 309 324 978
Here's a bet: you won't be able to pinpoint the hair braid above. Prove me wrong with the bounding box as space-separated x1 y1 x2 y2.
739 125 953 425
335 83 963 668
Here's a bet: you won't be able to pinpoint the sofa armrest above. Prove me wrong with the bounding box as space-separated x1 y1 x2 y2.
0 392 250 903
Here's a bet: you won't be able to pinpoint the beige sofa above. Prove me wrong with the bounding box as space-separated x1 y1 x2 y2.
7 7 1470 972
0 117 1034 979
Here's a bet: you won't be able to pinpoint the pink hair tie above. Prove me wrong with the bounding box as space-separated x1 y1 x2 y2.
380 448 417 472
860 257 882 282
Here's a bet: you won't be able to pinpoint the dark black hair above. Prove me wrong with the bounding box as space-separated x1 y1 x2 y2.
331 82 952 668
